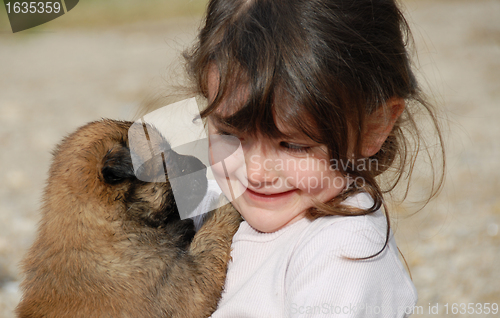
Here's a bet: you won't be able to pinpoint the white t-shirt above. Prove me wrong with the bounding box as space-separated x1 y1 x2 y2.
210 193 417 318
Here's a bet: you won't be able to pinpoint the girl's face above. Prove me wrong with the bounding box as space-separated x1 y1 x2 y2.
208 120 347 233
206 69 347 232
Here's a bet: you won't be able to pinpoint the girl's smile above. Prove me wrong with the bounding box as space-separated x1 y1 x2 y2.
243 186 298 210
245 187 298 200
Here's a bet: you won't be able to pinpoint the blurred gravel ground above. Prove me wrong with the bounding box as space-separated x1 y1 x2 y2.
0 1 499 317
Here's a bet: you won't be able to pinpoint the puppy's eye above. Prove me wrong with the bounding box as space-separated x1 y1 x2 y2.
102 166 129 184
101 147 135 185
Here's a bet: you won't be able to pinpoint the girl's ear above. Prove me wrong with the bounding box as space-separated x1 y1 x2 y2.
361 97 405 157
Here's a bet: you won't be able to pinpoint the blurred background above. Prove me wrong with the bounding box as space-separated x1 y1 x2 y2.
0 0 499 317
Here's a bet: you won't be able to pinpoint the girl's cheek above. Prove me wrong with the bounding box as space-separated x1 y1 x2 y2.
286 162 346 194
208 138 248 200
208 134 246 173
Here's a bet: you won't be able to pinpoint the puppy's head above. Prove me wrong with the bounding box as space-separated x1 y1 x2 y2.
47 119 207 231
99 121 208 227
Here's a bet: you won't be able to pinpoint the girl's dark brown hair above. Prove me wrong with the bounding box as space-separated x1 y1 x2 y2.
183 0 445 258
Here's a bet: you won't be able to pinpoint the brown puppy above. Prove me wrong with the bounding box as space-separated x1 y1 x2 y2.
16 119 241 318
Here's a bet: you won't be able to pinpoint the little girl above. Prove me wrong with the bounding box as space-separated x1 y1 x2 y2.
181 0 445 317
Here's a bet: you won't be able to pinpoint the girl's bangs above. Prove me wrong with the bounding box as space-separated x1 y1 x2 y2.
205 67 322 145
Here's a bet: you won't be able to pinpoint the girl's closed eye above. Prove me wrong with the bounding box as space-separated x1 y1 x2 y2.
208 118 239 137
279 141 312 154
216 129 234 136
211 124 239 138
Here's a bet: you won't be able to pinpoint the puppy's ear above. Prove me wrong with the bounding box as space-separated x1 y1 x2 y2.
101 145 135 185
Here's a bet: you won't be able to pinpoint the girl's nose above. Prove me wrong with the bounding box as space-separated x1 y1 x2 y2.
244 144 279 188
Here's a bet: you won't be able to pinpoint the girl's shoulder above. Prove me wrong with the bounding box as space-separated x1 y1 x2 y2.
305 192 388 234
285 194 418 315
295 192 392 260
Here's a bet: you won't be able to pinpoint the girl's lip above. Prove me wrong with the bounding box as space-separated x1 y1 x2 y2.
244 187 297 201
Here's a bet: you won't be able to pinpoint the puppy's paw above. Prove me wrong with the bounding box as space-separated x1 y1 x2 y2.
210 196 242 235
192 196 242 251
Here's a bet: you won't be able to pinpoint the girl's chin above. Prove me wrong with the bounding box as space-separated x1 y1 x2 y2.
246 218 285 233
240 206 307 233
228 187 309 233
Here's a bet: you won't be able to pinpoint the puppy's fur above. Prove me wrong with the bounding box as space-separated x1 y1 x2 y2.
16 119 241 318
